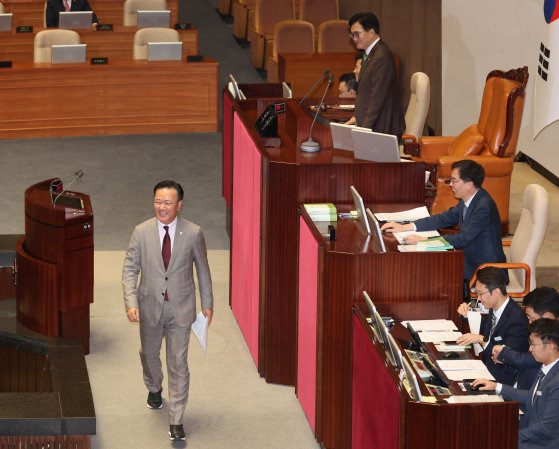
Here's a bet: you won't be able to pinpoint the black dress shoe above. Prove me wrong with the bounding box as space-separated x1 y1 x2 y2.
146 389 163 409
169 424 186 441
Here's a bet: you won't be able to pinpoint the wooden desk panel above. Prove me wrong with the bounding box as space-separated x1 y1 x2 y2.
2 0 178 27
0 27 198 63
278 53 356 98
0 59 218 138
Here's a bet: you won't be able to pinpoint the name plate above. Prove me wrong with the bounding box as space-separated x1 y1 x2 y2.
97 24 113 31
187 55 204 62
174 23 191 30
16 26 33 33
91 57 108 65
255 103 282 138
0 61 13 68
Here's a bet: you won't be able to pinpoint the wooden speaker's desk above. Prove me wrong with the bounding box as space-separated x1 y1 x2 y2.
1 0 179 28
352 304 519 449
297 207 464 449
0 58 218 138
229 98 427 387
0 26 198 63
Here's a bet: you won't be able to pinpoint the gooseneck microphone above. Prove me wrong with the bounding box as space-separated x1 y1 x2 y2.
300 74 334 153
298 69 330 105
53 170 84 206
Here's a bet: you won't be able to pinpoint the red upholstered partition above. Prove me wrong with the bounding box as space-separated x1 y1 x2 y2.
230 113 261 365
352 313 400 449
297 216 319 431
222 91 233 207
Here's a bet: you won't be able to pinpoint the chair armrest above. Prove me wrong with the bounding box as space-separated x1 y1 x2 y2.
415 136 455 163
468 262 531 298
402 134 420 157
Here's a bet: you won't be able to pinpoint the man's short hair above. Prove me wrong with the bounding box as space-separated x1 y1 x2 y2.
339 73 357 92
530 318 559 347
153 180 184 201
476 266 508 296
523 287 559 318
451 159 485 188
348 12 380 34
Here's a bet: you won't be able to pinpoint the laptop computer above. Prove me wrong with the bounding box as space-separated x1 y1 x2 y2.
0 13 13 32
330 122 370 152
366 208 386 252
137 10 171 28
51 44 87 64
59 11 93 30
351 128 400 162
147 42 182 61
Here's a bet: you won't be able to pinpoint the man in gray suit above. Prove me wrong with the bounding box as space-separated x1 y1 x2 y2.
474 319 559 448
347 12 405 137
122 180 214 441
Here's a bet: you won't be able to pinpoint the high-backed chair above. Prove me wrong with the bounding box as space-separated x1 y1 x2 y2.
133 27 179 59
317 19 354 53
266 19 314 82
232 0 256 39
249 0 294 70
402 72 430 140
469 184 549 299
0 3 4 13
405 67 529 233
218 0 232 16
123 0 168 26
34 29 81 63
299 0 338 29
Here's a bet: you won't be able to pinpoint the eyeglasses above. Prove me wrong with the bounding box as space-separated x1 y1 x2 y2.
349 30 366 40
529 342 546 347
154 201 176 207
449 178 463 185
475 289 490 297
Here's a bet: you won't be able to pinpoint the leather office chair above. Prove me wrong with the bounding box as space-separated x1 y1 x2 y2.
218 0 232 16
317 19 354 53
34 29 81 63
249 0 294 70
232 0 256 40
469 184 549 299
266 19 314 82
405 67 529 233
133 27 179 59
402 72 430 140
0 3 4 13
299 0 338 30
123 0 168 26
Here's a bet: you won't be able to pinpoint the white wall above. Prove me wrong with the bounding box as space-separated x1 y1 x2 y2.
442 0 559 177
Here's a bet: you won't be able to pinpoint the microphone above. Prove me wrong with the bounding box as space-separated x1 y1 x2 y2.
298 69 330 105
53 170 84 206
300 74 334 153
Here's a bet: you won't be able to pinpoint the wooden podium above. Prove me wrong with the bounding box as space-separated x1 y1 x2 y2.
15 179 94 353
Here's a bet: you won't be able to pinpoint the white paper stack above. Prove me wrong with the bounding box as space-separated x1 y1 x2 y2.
374 206 430 222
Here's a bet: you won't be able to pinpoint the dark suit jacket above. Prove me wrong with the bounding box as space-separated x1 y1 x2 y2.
46 0 98 28
354 39 405 137
478 300 529 385
501 361 559 449
414 187 505 280
499 345 541 390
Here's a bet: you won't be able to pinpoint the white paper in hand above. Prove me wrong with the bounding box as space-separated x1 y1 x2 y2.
467 311 483 356
192 312 208 353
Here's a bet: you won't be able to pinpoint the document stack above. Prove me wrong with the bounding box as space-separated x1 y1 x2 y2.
303 203 337 222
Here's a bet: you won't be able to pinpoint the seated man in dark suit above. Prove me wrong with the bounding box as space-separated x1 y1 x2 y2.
456 267 529 385
338 73 357 98
492 287 559 389
474 318 559 449
381 159 506 281
46 0 98 28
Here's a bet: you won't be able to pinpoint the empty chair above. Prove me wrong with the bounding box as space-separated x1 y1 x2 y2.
317 19 354 53
232 0 256 40
133 27 179 59
218 0 232 16
34 29 81 63
299 0 338 29
403 72 431 140
266 20 314 82
249 0 294 70
123 0 168 26
0 3 4 13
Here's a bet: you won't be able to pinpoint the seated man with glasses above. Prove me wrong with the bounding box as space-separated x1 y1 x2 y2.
455 267 529 385
381 159 506 281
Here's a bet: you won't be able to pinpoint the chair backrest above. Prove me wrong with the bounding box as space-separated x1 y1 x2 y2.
404 72 430 139
254 0 294 35
299 0 338 29
43 2 46 27
509 184 549 290
34 29 81 63
123 0 168 26
272 19 313 60
133 27 179 59
0 3 4 14
317 19 354 53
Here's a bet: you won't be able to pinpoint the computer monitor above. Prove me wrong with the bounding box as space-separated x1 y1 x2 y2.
366 208 386 253
330 122 369 152
351 128 400 162
137 10 171 28
59 11 93 29
403 357 423 402
350 185 371 234
51 44 87 64
228 74 246 100
0 13 13 32
282 82 292 99
372 309 387 347
363 291 381 342
386 330 404 370
147 42 182 61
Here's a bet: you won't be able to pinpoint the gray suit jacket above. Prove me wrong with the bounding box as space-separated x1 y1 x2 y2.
501 362 559 449
122 217 213 327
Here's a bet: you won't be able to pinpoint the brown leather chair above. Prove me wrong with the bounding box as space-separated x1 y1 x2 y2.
404 67 529 234
299 0 338 29
317 19 354 53
232 0 256 40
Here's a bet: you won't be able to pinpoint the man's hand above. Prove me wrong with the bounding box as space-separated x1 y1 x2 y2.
456 333 484 346
492 345 504 364
457 302 470 318
127 307 140 322
203 308 213 325
472 379 497 391
402 234 428 244
380 222 414 233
